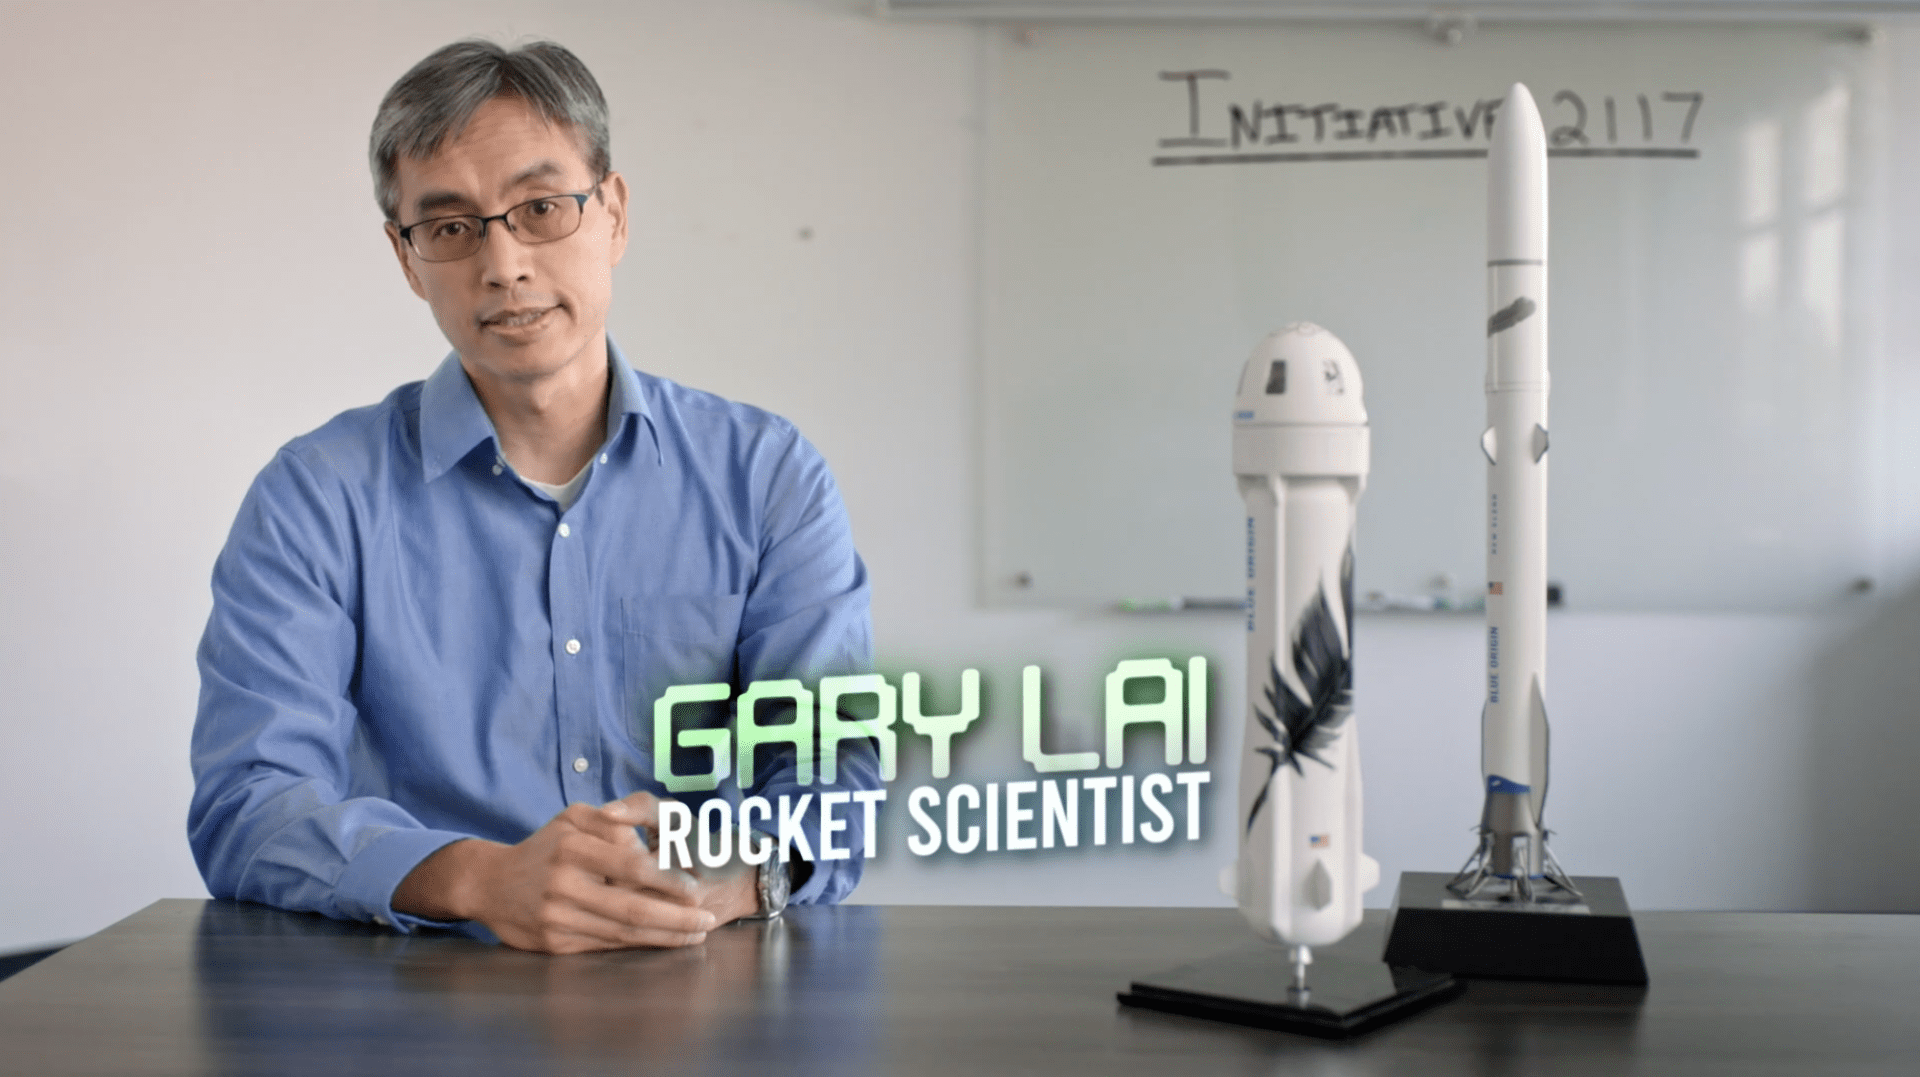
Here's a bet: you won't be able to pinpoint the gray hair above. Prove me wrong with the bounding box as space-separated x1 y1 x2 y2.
369 39 611 222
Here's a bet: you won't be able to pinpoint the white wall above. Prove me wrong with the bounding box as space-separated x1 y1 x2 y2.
2 0 1917 955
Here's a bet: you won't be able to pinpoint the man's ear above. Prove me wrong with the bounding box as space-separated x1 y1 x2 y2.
385 222 429 301
603 171 630 268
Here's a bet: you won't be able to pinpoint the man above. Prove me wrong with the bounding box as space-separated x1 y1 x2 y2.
189 39 878 954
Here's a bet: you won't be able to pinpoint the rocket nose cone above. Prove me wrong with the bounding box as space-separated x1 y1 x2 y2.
1498 83 1544 143
1488 82 1547 263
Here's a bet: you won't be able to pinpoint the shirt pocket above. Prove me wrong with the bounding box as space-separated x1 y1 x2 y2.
621 593 748 752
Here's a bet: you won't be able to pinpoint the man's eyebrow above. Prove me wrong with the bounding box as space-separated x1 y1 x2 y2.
408 161 573 220
411 189 478 218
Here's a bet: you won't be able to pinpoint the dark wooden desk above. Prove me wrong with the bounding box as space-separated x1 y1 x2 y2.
0 900 1915 1075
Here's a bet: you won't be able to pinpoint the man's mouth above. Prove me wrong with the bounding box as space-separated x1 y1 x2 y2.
484 306 556 329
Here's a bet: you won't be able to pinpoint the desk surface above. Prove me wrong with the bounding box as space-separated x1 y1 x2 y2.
1 900 1915 1076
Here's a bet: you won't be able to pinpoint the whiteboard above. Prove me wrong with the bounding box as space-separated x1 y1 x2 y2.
980 21 1880 611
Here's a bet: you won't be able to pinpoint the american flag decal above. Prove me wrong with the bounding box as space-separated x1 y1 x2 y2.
1309 834 1331 848
1488 581 1504 595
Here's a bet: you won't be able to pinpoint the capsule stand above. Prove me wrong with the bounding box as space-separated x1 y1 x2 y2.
1120 651 1460 1038
1118 941 1461 1041
1121 861 1458 1040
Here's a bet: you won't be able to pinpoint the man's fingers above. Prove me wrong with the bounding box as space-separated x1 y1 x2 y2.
538 901 710 952
578 795 705 901
557 824 699 902
576 804 652 853
553 866 718 940
598 791 663 831
475 802 725 955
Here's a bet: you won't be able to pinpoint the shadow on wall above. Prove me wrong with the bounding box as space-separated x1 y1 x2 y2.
1804 575 1920 912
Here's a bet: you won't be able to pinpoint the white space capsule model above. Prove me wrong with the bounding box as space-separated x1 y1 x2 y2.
1451 83 1577 901
1227 323 1380 959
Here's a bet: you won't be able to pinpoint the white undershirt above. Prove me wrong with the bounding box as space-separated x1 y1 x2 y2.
522 459 593 512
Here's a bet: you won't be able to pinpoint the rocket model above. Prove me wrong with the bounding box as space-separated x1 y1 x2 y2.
1227 323 1380 985
1450 83 1578 902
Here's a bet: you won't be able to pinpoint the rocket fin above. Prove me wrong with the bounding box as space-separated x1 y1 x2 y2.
1477 700 1491 816
1218 862 1237 898
1480 426 1497 464
1359 854 1381 894
1528 676 1550 827
1303 860 1334 910
1531 423 1550 463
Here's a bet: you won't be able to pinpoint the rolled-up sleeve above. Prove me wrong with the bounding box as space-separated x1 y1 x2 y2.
189 447 465 930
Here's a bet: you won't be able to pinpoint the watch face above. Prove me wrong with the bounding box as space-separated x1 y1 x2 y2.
761 859 790 915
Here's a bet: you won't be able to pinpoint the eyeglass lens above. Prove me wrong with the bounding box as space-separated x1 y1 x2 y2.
408 195 585 262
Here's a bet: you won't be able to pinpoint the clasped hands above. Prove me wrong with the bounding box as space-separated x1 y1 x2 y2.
394 790 760 954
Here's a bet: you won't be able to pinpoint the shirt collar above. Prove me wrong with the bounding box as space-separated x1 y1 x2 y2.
418 337 659 482
605 338 661 465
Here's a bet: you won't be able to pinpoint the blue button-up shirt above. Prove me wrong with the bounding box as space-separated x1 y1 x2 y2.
190 340 876 929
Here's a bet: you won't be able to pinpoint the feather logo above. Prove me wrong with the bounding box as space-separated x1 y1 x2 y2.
1245 550 1355 835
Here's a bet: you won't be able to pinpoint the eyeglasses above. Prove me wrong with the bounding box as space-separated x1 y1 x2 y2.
396 189 597 263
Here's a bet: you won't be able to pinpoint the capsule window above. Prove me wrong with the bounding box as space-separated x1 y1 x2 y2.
1265 360 1286 394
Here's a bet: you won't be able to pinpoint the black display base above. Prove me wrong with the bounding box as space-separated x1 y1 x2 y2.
1383 871 1649 985
1118 946 1463 1040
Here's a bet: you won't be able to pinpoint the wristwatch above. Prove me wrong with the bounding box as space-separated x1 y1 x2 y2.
747 858 791 920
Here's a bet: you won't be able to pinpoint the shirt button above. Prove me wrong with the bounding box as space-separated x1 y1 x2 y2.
491 465 504 476
600 454 608 464
572 757 590 773
565 639 582 655
557 523 571 538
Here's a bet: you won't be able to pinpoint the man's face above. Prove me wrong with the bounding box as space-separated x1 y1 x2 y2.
386 95 629 392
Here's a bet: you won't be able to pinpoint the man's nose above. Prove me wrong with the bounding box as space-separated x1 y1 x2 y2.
477 219 536 285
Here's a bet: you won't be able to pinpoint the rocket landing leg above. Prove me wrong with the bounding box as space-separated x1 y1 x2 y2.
1446 822 1582 904
1448 684 1580 904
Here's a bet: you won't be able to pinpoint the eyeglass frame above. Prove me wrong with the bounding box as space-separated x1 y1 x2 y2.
393 180 606 262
